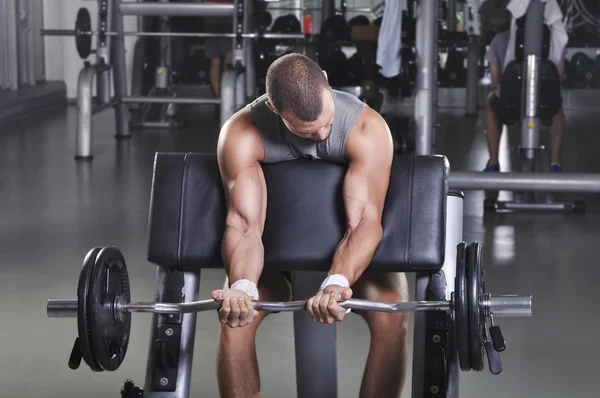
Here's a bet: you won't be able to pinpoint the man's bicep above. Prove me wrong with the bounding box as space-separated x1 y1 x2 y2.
343 160 391 228
217 124 267 230
226 165 267 232
344 121 393 227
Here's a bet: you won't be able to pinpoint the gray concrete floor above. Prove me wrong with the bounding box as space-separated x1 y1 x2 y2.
0 104 598 398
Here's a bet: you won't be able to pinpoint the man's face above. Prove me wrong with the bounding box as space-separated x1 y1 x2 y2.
279 88 335 142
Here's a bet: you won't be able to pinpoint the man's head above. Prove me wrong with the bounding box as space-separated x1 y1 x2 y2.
265 53 334 142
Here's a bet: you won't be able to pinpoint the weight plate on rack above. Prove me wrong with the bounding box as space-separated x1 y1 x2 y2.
467 242 486 371
77 247 104 372
75 7 92 59
88 247 132 371
454 242 470 371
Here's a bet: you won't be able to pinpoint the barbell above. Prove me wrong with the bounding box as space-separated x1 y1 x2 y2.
40 7 308 59
47 243 531 375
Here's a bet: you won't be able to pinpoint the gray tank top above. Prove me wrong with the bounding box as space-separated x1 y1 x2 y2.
248 89 366 164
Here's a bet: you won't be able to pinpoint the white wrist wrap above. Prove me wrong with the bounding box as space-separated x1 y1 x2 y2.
319 274 350 290
230 279 259 300
320 274 351 314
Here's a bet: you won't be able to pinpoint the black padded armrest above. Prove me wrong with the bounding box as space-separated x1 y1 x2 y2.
147 153 448 272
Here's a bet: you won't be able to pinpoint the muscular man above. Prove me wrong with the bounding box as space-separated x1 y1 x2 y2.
213 53 408 398
483 28 566 172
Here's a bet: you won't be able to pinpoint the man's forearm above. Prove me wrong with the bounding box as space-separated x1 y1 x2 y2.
222 225 264 285
328 219 383 286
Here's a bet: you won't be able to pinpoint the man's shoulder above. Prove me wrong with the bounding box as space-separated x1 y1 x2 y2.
219 109 265 161
345 107 391 160
221 108 261 145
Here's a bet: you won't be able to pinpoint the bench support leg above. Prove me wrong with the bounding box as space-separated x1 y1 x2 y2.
292 271 338 398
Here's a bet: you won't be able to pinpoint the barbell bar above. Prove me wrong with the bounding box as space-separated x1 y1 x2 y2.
47 245 532 374
47 295 530 318
265 7 374 12
40 29 307 41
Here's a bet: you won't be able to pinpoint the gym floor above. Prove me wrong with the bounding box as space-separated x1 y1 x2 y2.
1 102 598 398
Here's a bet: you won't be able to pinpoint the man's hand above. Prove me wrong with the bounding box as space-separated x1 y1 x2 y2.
212 289 259 328
307 285 353 324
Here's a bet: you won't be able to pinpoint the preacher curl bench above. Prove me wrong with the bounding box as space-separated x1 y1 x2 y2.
47 153 532 397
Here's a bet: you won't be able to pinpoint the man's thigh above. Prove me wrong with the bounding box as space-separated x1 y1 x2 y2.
352 271 409 303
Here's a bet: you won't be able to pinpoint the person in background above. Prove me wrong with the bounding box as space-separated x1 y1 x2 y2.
478 0 512 63
483 24 567 173
198 0 234 98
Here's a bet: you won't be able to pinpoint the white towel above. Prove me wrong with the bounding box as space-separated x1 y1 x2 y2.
376 0 404 78
503 0 568 70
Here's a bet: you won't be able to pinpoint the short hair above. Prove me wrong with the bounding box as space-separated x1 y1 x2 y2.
265 53 329 121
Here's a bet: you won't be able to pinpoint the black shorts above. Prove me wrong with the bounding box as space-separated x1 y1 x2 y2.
488 91 562 126
279 271 293 301
488 92 502 117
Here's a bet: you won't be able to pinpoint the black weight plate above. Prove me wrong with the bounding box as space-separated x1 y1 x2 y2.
467 242 485 371
88 247 131 371
77 247 104 372
455 242 470 371
75 7 92 59
349 15 370 27
321 15 350 42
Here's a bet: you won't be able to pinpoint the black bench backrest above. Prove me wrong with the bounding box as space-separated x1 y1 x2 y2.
147 153 449 272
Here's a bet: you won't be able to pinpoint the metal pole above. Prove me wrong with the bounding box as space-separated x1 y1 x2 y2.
75 66 96 160
122 96 220 105
244 0 256 100
521 0 545 159
40 29 307 40
412 275 430 398
4 0 20 90
220 69 238 126
442 192 463 398
129 38 146 106
414 0 438 155
112 0 132 139
465 35 479 116
48 295 530 319
47 299 79 318
232 0 246 109
32 0 45 82
449 171 600 193
126 299 451 314
143 268 200 398
17 0 37 85
17 0 29 86
96 0 112 105
412 192 463 398
447 0 457 31
292 271 337 398
488 296 533 317
119 2 235 17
